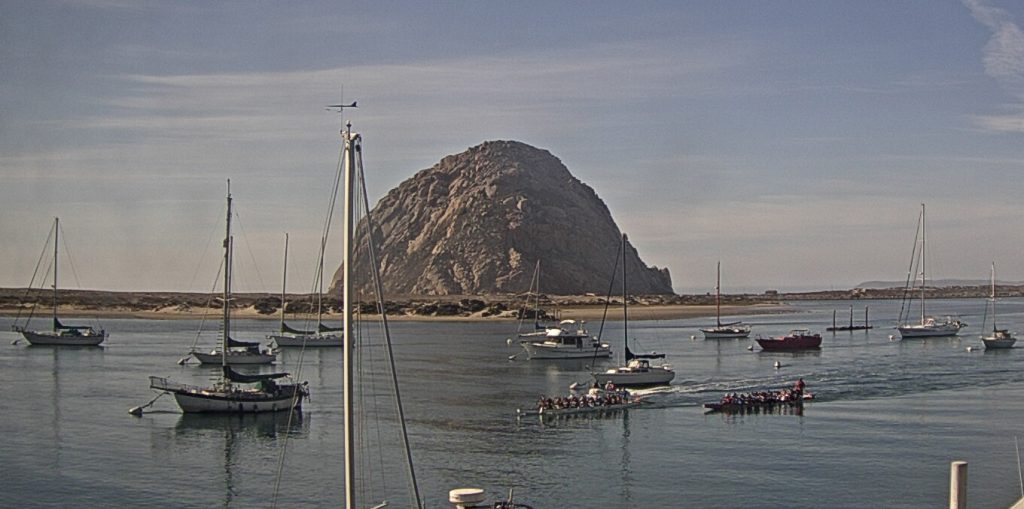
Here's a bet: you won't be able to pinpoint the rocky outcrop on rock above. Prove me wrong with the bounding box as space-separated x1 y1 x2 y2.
334 140 673 296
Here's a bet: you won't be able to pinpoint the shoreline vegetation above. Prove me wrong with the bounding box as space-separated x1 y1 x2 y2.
0 284 1010 322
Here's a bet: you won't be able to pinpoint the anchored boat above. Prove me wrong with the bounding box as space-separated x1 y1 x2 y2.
145 181 307 414
700 261 751 339
591 233 674 388
12 218 107 347
897 204 966 339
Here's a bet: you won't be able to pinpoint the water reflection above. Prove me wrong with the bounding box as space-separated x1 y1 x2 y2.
172 412 309 508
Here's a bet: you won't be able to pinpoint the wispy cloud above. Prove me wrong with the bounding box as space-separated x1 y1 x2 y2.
964 0 1024 132
964 0 1024 83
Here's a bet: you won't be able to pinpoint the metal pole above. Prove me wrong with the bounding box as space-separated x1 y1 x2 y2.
280 233 288 332
342 123 356 509
52 217 58 332
223 181 232 373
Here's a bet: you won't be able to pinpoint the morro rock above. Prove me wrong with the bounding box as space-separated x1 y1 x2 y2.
334 140 673 296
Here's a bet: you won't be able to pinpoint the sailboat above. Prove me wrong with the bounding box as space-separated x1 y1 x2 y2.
267 233 344 347
181 185 277 365
512 261 553 340
591 234 675 388
700 261 751 339
12 218 107 346
146 181 307 413
981 262 1015 350
897 204 966 339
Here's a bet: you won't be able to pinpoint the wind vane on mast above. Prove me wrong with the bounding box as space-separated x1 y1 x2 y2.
326 101 358 132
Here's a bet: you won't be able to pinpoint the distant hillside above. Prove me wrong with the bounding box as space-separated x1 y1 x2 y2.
332 140 673 296
856 279 1023 289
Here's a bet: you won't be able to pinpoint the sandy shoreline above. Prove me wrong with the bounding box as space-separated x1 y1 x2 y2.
0 303 790 323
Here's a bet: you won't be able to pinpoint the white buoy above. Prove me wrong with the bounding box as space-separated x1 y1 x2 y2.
747 345 754 351
888 334 895 341
966 346 974 352
506 338 513 346
774 361 782 369
507 354 516 361
450 488 487 509
690 335 696 340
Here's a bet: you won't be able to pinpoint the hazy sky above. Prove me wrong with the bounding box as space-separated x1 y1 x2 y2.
3 0 1024 294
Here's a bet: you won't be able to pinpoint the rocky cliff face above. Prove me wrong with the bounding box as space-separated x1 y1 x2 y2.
334 140 673 296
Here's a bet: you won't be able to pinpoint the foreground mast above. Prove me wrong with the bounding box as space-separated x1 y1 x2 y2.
342 121 357 509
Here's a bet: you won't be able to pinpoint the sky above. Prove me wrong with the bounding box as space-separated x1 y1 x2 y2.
2 0 1024 294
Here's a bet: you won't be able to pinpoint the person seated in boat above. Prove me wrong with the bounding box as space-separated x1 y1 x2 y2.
604 381 615 391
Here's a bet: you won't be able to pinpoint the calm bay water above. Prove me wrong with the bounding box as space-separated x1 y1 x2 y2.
4 298 1024 508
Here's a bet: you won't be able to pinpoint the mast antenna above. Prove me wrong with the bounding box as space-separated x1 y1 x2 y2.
326 88 358 132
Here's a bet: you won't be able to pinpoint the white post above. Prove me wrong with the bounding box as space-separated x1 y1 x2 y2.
950 460 967 509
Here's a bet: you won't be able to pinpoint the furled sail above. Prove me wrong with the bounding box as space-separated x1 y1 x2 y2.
318 323 343 333
223 366 290 383
625 345 666 361
281 322 316 335
227 336 261 348
53 318 92 330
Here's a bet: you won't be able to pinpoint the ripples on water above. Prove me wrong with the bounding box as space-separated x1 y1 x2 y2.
4 298 1024 508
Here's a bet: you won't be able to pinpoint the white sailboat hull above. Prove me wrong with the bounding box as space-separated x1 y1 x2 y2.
193 350 276 365
20 329 105 346
521 342 612 359
172 390 301 413
898 320 965 339
700 327 751 339
592 367 675 387
151 376 304 413
269 333 344 347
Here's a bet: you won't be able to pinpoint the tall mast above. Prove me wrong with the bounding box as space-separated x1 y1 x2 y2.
317 234 326 328
280 233 289 332
715 261 722 327
223 180 232 372
920 203 926 323
622 233 628 354
342 121 357 509
52 217 59 332
991 262 997 332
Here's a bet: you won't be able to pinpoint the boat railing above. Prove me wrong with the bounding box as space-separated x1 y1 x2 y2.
149 376 198 393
